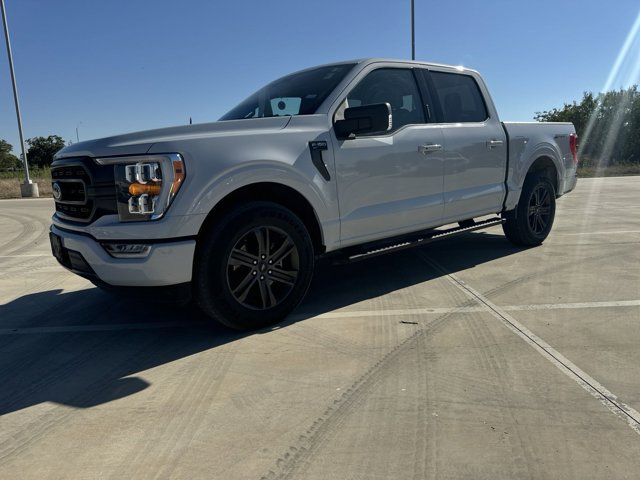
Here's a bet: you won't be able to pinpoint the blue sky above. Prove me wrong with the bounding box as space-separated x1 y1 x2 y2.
1 0 639 153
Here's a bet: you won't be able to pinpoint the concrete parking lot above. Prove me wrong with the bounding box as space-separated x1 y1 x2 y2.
1 176 639 479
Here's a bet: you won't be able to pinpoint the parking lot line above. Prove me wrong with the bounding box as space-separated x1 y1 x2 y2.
297 299 640 320
504 300 640 311
553 230 640 236
419 252 640 436
300 306 487 319
2 299 637 336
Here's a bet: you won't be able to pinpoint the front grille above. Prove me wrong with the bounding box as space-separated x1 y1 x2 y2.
51 157 118 224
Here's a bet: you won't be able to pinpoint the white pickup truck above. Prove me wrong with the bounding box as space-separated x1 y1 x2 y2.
50 58 578 329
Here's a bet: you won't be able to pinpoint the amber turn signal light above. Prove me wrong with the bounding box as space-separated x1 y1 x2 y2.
171 160 185 195
128 182 162 196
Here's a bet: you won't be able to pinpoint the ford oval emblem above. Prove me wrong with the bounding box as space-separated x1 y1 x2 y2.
52 182 62 201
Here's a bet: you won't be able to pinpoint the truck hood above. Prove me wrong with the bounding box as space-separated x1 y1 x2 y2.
55 116 292 159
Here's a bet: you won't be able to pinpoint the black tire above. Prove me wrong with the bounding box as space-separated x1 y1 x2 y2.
502 174 556 246
194 201 315 330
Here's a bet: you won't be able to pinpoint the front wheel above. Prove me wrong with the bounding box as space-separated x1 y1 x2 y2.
194 202 315 330
502 175 556 246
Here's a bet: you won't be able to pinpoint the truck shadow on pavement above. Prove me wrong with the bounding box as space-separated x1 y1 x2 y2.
0 232 522 416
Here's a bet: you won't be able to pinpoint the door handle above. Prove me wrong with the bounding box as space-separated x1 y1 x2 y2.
486 139 504 149
418 143 443 155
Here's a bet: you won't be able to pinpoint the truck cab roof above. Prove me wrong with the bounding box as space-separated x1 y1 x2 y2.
303 58 480 75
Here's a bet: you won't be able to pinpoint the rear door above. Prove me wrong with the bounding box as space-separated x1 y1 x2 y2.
421 69 507 222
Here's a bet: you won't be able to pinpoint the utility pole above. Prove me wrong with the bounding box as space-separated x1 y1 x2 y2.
410 0 415 60
1 0 38 197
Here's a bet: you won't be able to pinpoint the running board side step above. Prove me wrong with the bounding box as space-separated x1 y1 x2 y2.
333 217 505 264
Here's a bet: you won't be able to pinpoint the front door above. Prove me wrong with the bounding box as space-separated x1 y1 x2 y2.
332 67 444 246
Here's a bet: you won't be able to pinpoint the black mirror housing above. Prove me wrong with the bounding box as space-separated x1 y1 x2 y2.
334 103 392 139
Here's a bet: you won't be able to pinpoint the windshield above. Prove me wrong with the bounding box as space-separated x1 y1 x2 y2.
220 63 356 120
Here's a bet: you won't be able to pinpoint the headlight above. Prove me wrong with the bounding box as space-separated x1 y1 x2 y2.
95 153 185 222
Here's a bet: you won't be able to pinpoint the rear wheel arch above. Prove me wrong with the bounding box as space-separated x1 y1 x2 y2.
526 155 559 194
195 182 325 256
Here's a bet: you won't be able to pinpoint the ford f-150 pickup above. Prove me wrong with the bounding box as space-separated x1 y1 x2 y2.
49 58 578 329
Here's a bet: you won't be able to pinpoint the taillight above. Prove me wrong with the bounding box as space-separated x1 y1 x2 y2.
569 133 578 165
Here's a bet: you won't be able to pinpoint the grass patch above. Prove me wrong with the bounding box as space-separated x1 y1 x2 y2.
0 167 50 179
0 178 52 199
0 168 52 199
577 163 640 177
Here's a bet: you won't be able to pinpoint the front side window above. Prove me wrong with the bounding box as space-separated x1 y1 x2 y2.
429 71 488 123
344 68 425 132
220 64 356 120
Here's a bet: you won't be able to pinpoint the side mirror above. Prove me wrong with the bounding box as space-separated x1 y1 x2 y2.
334 103 392 139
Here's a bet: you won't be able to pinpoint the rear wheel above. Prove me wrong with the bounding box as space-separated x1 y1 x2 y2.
502 174 556 246
194 202 314 330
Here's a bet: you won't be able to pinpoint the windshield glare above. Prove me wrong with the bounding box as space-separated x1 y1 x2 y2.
220 63 356 120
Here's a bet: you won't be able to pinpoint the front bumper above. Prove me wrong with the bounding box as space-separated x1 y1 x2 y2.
50 225 196 287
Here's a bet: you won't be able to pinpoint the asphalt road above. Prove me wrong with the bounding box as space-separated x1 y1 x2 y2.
1 177 639 479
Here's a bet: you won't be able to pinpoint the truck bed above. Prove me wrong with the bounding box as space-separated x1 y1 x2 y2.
502 121 577 210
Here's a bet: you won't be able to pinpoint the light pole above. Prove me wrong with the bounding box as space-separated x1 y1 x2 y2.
410 0 415 60
1 0 38 197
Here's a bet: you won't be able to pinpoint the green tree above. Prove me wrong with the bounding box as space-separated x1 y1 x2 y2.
535 87 640 167
0 139 21 170
26 135 66 168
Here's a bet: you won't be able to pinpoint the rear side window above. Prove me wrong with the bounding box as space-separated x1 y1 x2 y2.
429 72 488 123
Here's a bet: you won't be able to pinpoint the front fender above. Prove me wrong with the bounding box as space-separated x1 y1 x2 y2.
191 162 339 250
149 152 339 251
146 116 339 250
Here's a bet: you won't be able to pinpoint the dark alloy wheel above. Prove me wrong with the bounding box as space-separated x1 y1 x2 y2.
527 184 552 235
502 174 556 246
226 226 299 310
195 202 315 330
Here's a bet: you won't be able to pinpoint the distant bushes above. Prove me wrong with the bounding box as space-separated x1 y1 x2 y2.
0 135 66 174
535 86 640 168
0 139 21 170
